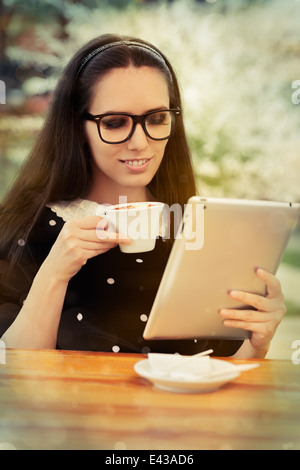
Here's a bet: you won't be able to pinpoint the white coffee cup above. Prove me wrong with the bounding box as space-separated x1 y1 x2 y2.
97 202 164 253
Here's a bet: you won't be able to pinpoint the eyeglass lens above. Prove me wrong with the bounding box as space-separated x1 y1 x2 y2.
99 110 175 143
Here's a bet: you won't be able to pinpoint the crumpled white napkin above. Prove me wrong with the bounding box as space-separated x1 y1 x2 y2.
148 353 214 381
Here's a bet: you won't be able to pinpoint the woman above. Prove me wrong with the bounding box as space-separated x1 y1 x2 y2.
0 34 286 357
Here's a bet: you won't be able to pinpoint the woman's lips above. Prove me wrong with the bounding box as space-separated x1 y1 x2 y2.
120 158 151 172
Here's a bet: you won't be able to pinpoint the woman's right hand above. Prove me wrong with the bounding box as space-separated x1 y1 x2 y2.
42 216 130 283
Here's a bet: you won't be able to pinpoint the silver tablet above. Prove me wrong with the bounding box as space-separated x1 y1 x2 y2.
143 197 300 341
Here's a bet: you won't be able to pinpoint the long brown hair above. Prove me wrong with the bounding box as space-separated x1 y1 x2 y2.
0 33 196 264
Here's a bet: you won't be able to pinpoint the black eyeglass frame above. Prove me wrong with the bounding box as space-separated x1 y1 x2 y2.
82 107 181 144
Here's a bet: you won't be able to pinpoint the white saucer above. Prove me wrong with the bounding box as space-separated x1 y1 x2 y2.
134 358 240 393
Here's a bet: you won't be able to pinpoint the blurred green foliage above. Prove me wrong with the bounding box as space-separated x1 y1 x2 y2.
1 0 300 201
0 0 299 314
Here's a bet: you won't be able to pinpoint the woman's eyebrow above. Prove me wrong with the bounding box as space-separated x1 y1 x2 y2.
100 106 169 115
145 106 169 113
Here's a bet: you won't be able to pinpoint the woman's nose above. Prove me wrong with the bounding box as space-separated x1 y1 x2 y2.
127 123 149 151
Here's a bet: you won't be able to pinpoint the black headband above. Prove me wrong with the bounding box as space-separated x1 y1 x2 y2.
76 40 168 78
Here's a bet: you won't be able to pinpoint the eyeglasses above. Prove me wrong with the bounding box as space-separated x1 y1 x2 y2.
82 108 180 144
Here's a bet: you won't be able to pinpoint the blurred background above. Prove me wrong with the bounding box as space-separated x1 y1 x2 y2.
0 0 299 355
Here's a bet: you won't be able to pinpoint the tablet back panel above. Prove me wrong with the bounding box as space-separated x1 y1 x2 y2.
143 197 300 341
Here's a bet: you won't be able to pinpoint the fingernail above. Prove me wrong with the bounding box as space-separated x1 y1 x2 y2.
229 290 238 297
220 309 229 316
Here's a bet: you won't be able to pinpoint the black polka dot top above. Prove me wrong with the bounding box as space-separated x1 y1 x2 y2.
0 202 243 356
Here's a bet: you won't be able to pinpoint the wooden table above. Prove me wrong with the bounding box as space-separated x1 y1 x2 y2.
0 349 299 450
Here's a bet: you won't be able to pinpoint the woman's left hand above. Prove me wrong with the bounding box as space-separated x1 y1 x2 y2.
219 268 287 357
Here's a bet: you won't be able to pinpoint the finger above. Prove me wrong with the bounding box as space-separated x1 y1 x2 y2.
222 318 257 331
79 240 118 251
256 268 283 299
96 229 131 244
77 228 128 244
64 219 130 245
228 289 271 312
220 308 273 323
62 217 106 242
65 228 115 245
81 241 120 261
92 244 118 255
222 317 276 341
77 216 106 229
